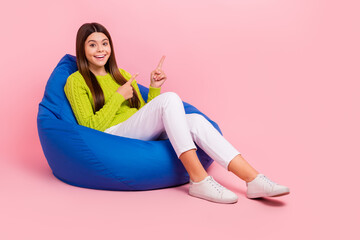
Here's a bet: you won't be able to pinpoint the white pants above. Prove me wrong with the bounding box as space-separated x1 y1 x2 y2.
104 92 240 170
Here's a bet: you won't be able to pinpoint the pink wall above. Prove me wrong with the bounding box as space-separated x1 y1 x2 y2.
1 0 359 239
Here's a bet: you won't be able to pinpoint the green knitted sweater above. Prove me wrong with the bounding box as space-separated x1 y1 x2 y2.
64 68 161 132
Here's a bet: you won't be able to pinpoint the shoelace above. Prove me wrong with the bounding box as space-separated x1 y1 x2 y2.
260 175 278 186
208 177 226 193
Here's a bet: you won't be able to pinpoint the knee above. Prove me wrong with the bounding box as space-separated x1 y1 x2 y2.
160 92 183 106
187 114 209 133
162 92 181 101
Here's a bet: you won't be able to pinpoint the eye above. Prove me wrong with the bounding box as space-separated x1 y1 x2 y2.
90 44 96 47
103 42 108 46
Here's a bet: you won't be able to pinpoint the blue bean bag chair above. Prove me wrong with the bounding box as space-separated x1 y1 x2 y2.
37 54 222 191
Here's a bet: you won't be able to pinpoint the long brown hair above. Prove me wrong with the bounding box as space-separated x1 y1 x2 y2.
75 22 140 112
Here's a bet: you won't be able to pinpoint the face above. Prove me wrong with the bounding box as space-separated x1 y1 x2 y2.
84 32 111 71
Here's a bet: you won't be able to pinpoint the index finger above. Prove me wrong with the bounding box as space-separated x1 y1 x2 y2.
128 72 139 84
157 55 166 69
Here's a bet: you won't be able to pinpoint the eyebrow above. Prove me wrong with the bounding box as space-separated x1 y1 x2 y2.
87 39 109 43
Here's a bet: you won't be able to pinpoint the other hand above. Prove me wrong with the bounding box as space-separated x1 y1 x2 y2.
150 55 167 88
116 73 139 100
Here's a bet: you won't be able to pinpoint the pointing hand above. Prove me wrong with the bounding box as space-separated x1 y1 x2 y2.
150 55 167 88
116 72 139 100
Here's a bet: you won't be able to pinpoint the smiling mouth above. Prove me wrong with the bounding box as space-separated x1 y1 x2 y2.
94 55 106 60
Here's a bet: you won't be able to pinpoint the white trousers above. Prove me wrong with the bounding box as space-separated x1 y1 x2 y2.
104 92 240 170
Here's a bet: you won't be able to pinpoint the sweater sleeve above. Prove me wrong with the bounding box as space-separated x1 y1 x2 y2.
64 74 126 132
119 68 161 107
147 86 161 103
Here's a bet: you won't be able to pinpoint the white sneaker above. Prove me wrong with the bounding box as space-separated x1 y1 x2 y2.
189 175 238 204
246 174 290 198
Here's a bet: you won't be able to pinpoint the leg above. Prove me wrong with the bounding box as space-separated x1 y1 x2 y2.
184 114 259 181
153 92 210 183
156 131 208 182
227 154 259 182
179 149 208 182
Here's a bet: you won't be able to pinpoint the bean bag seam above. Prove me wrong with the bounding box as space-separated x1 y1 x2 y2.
73 124 136 190
58 98 69 120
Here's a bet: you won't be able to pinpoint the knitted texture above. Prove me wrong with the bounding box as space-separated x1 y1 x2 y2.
64 68 161 132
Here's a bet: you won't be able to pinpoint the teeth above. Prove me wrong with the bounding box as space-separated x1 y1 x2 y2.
95 55 105 58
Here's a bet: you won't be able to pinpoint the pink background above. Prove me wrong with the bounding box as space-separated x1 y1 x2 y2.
1 0 359 239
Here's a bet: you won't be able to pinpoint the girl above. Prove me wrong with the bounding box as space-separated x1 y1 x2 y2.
64 22 290 204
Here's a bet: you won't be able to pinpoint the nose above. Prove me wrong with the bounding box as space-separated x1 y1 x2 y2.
97 44 105 52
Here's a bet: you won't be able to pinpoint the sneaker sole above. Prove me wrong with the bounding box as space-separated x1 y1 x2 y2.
269 191 290 197
247 189 290 199
189 192 238 204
